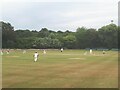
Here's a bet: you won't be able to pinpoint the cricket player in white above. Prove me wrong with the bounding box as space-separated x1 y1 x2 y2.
34 52 39 62
90 49 92 54
6 50 9 54
61 48 63 52
103 50 105 54
1 51 3 55
23 50 26 54
43 50 46 54
84 51 87 55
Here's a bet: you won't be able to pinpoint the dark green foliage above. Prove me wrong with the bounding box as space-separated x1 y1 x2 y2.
1 21 119 49
98 24 118 49
1 21 16 48
38 28 50 38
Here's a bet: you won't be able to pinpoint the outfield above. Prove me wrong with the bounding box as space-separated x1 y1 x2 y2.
2 49 118 88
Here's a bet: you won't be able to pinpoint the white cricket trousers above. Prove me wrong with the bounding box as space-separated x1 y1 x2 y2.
34 57 38 62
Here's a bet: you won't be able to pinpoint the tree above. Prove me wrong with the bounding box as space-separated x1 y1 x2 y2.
85 28 100 48
2 21 16 48
98 24 118 49
15 38 35 49
48 33 56 39
38 28 50 38
75 27 87 49
15 30 33 38
63 35 76 49
1 21 118 49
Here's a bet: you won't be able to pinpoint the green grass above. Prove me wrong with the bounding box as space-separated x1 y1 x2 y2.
2 49 118 88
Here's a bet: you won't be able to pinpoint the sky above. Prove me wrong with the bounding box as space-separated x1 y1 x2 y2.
0 0 119 31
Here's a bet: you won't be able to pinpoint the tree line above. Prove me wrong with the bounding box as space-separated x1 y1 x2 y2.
1 21 119 49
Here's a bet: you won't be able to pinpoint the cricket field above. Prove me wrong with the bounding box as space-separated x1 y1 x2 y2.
2 49 118 88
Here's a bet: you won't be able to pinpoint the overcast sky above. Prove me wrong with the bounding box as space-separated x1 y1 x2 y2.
0 0 119 31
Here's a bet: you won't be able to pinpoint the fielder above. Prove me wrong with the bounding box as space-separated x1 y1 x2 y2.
61 48 63 52
1 51 3 55
23 50 26 54
84 51 87 55
43 50 46 54
90 49 92 54
6 50 9 54
34 52 39 62
103 50 106 54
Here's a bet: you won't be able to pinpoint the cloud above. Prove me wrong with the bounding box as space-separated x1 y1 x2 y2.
1 1 118 31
